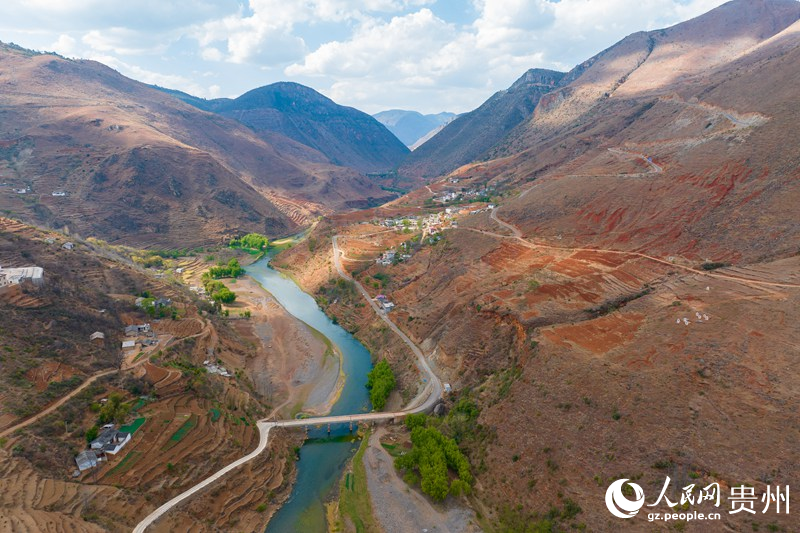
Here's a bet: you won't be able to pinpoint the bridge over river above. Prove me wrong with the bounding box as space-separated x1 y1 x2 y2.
134 236 442 532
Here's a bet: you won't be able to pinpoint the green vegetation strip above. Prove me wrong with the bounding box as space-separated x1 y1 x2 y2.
209 408 221 422
162 414 197 450
366 360 395 411
338 431 381 533
106 451 141 477
119 417 146 434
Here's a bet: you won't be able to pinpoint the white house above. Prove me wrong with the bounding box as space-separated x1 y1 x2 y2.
90 427 131 455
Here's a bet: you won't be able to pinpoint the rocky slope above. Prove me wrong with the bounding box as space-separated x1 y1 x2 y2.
399 68 564 178
166 82 410 173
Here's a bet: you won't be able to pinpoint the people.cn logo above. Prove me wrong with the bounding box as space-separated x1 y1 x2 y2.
605 479 646 519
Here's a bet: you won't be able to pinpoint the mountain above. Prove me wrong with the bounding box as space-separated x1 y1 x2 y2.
372 109 457 147
277 1 800 530
399 68 564 178
0 44 391 247
165 83 410 173
477 0 800 261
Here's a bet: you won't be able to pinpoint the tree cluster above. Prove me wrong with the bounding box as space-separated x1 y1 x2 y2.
204 280 236 304
394 420 473 501
98 393 131 425
366 359 395 411
207 258 244 279
230 233 269 251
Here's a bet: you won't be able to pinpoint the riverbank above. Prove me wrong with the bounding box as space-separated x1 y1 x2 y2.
224 275 345 419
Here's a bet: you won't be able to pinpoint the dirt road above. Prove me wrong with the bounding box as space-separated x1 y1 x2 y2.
0 368 117 439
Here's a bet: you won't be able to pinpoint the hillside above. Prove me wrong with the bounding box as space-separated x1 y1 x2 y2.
275 1 800 530
372 109 456 147
0 44 391 248
469 0 800 263
399 68 564 178
167 82 410 173
0 218 303 532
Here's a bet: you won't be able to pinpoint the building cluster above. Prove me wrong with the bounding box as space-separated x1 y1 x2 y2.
434 185 494 204
74 424 132 472
122 323 157 350
202 360 233 377
0 264 44 290
376 250 396 266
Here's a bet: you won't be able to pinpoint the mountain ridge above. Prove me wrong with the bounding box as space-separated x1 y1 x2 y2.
399 68 565 178
163 82 410 173
0 43 393 247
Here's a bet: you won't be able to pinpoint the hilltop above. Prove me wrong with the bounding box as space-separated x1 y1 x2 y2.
165 82 410 174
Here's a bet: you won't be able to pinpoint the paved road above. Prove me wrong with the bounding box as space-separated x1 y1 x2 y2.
134 237 443 532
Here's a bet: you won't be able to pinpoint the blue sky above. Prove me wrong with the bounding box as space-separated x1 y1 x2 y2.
0 0 727 114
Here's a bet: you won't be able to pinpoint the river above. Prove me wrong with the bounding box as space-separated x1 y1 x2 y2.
246 257 374 532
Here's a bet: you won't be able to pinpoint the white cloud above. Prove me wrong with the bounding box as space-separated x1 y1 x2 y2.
1 0 732 113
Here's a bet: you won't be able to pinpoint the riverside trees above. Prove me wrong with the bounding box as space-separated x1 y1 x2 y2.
366 359 395 410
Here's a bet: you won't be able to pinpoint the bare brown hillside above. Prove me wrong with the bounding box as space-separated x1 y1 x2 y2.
0 44 392 248
274 2 800 530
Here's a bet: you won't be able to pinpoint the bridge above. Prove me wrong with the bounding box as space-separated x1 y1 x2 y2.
133 237 442 532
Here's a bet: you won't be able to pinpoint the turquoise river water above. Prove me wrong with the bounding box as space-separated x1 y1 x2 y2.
246 256 374 532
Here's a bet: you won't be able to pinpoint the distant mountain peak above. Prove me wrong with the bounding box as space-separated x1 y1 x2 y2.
373 109 457 147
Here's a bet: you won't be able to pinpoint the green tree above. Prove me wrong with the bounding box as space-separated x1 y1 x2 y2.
98 394 131 425
85 425 99 443
211 286 236 304
394 425 473 501
366 360 395 411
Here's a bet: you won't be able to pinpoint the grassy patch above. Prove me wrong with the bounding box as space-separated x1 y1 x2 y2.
106 451 141 477
339 431 381 533
162 414 197 450
380 441 404 458
209 408 221 422
119 417 146 434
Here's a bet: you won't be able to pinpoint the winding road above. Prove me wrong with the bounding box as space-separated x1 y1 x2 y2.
133 238 442 532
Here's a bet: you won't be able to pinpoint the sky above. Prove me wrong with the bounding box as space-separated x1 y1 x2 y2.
0 0 729 114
